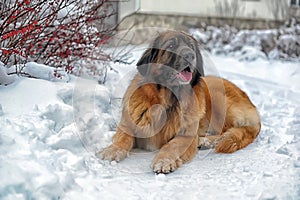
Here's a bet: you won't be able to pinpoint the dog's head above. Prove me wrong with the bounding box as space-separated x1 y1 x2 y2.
137 31 204 87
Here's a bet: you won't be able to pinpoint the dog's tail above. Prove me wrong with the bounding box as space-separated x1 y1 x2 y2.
215 125 261 153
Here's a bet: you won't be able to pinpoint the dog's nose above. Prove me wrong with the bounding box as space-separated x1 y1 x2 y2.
183 52 195 61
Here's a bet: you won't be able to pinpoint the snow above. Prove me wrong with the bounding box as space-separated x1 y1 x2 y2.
0 62 18 85
189 23 300 61
0 50 300 199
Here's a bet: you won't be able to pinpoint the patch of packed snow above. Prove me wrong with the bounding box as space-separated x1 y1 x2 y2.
25 62 57 80
0 50 300 199
0 62 18 86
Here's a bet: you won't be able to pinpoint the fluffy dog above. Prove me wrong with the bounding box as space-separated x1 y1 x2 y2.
99 31 261 174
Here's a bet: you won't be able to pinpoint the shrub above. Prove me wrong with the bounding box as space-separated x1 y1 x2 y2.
0 0 127 82
190 19 300 61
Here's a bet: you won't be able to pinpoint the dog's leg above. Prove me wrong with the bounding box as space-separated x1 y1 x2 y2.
98 128 134 162
198 125 260 153
215 126 260 153
198 135 222 149
151 135 198 174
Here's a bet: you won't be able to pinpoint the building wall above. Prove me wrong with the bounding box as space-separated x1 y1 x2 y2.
116 0 299 45
138 0 290 21
118 0 140 22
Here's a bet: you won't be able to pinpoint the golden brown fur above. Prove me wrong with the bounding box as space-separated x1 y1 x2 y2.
99 31 261 174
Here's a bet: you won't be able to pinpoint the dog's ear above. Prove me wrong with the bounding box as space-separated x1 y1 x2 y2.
137 36 160 76
136 48 159 76
191 44 205 87
196 47 204 77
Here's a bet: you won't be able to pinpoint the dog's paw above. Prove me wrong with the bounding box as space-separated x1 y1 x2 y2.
198 137 214 149
151 157 183 174
215 135 239 153
199 137 211 146
97 145 129 162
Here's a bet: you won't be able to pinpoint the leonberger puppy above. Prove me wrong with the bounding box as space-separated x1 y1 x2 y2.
99 31 261 174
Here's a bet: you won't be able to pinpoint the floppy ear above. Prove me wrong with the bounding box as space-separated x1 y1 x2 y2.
196 47 204 77
136 48 159 76
191 45 205 87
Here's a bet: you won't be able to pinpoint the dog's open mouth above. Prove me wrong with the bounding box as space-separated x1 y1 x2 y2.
175 67 193 82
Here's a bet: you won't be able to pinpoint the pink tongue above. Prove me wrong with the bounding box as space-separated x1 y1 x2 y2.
176 71 192 82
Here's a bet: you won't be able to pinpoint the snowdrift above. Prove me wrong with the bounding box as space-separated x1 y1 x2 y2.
0 52 299 199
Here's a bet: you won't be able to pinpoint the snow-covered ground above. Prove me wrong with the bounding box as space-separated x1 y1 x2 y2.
0 51 300 200
189 21 300 62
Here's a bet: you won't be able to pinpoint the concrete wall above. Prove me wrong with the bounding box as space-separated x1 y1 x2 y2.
138 0 290 21
116 0 299 45
118 0 300 26
118 0 140 22
116 13 284 45
118 13 284 30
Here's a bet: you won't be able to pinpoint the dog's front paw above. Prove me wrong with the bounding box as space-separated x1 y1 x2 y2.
151 157 183 174
98 145 129 162
199 137 214 149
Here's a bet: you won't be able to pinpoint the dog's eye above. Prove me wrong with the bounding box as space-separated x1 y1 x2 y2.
168 42 175 49
166 39 176 50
